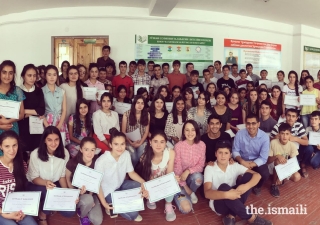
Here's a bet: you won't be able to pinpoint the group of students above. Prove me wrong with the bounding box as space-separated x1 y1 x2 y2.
1 45 320 225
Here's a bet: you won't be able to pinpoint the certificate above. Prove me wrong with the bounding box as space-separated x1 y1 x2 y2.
83 87 98 101
2 192 41 216
165 102 173 113
278 116 286 123
97 90 109 100
29 116 44 134
259 80 272 88
126 128 141 142
275 157 300 181
284 95 300 106
0 99 21 119
111 188 144 214
114 102 131 115
299 94 316 106
272 81 284 89
71 164 103 194
43 188 80 211
134 85 149 95
236 124 246 130
190 86 199 99
225 129 235 138
308 131 320 145
143 172 181 203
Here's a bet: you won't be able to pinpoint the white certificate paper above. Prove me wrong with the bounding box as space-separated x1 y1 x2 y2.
2 192 41 216
125 128 141 142
237 84 247 89
43 188 80 211
83 87 98 101
114 102 131 115
284 95 300 106
275 157 300 181
71 164 103 194
143 172 181 203
272 81 284 89
29 116 44 134
308 131 320 145
111 188 144 214
191 86 199 99
0 99 21 119
225 129 235 138
134 85 149 95
165 102 173 113
236 124 246 130
299 94 316 106
259 80 272 88
97 90 109 100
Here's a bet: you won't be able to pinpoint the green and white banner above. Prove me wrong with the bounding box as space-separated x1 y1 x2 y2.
304 46 320 77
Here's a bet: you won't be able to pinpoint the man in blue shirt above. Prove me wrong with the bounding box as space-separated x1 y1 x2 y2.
232 114 270 195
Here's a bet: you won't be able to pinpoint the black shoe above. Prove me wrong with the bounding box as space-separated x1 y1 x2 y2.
253 187 261 196
222 216 235 225
270 184 280 198
249 216 273 225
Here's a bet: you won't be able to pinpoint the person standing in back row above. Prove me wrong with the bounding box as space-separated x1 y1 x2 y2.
96 45 116 75
167 60 187 92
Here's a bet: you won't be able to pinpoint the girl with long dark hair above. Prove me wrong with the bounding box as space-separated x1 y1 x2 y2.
36 65 46 88
183 87 196 111
59 60 70 85
206 82 217 107
212 91 232 132
156 85 171 102
282 70 303 112
122 95 150 166
66 137 102 225
77 64 88 84
258 88 270 105
228 92 243 133
269 85 285 121
0 131 37 225
299 70 310 90
67 98 93 157
149 94 168 136
242 89 259 122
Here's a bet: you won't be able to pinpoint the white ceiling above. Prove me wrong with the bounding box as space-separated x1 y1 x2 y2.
1 0 320 29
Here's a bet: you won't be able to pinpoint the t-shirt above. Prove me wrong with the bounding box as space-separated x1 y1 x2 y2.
217 77 236 90
270 122 306 139
259 116 277 134
112 75 134 98
269 139 298 158
282 85 303 109
167 73 187 91
0 161 27 206
201 132 232 163
213 72 223 79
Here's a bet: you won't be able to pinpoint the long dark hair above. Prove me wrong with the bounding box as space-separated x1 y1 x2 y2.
271 85 283 118
66 65 83 100
0 60 16 96
109 127 126 143
75 137 97 167
288 70 300 96
206 82 217 97
258 88 270 101
198 91 211 110
0 131 27 191
156 85 171 102
129 95 149 126
172 96 187 124
247 89 259 116
181 120 201 143
45 65 59 85
38 126 66 162
149 94 168 125
299 70 310 86
183 88 196 107
139 131 168 181
60 60 70 73
74 98 92 136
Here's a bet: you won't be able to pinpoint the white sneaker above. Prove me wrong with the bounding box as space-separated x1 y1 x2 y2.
146 200 157 210
190 192 198 204
134 214 143 222
164 203 176 222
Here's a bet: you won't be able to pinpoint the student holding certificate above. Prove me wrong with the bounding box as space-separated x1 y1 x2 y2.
84 63 105 114
66 137 102 225
149 94 169 137
95 128 148 222
137 131 177 221
0 60 25 140
174 120 206 214
26 126 74 224
269 85 285 121
300 76 320 129
18 64 45 154
305 111 320 169
0 131 37 225
93 92 120 153
67 99 93 158
42 65 69 146
282 71 303 112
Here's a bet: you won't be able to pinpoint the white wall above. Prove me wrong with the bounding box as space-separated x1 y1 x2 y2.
0 6 295 83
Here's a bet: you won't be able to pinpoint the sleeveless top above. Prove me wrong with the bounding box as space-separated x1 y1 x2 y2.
124 110 147 137
151 148 170 179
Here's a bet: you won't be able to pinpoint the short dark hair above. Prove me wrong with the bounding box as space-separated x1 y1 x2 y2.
286 108 298 116
215 140 232 153
102 45 110 51
186 62 194 68
147 61 155 65
153 64 161 70
214 60 221 65
173 60 181 66
279 123 292 133
190 70 199 76
172 85 181 92
137 59 146 66
246 114 259 122
214 90 227 99
119 61 127 67
260 100 271 109
162 63 169 68
231 64 238 68
239 69 246 74
222 65 230 70
203 69 210 74
105 62 114 68
305 75 314 82
207 65 214 69
246 63 253 68
238 87 246 93
129 61 137 66
99 67 106 72
310 110 320 118
181 120 201 144
260 69 268 74
207 114 222 124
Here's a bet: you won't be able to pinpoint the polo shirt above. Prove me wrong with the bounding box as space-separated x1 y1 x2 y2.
204 163 247 213
167 73 187 91
112 74 134 97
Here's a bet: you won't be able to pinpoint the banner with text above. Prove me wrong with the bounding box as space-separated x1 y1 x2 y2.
304 46 320 77
135 35 213 74
224 39 282 80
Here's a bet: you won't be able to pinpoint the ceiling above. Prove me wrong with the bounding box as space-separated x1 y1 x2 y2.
1 0 320 29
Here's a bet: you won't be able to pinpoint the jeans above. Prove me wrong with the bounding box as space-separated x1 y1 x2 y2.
128 142 147 167
301 114 310 129
214 173 253 220
105 180 141 221
310 146 320 169
0 215 37 225
77 194 103 225
251 164 269 188
26 182 75 217
298 145 314 165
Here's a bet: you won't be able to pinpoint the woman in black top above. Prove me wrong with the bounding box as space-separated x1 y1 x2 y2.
148 94 168 137
18 64 45 153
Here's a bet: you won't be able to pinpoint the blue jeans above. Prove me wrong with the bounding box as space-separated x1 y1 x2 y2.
298 145 314 165
311 147 320 169
301 114 310 129
105 180 141 221
128 142 147 167
26 182 75 217
0 215 37 225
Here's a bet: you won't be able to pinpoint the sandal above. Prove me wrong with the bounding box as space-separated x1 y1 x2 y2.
38 218 48 225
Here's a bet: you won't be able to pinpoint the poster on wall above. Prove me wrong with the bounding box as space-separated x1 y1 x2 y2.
224 39 281 80
303 46 320 77
135 35 213 76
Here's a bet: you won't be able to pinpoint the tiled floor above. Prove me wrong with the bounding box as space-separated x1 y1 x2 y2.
48 168 320 225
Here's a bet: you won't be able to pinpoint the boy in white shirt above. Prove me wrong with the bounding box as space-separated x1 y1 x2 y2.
268 123 301 198
204 140 272 225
